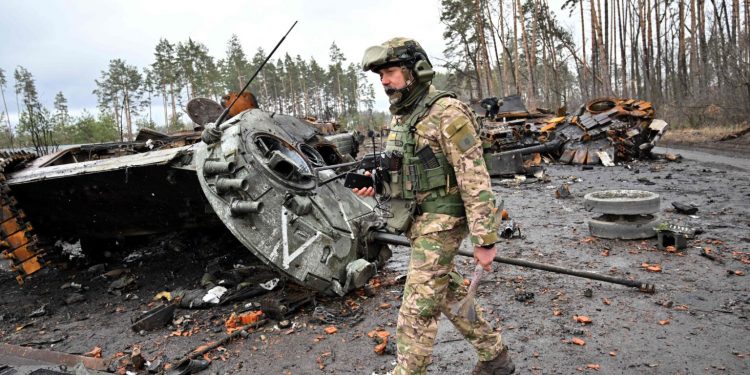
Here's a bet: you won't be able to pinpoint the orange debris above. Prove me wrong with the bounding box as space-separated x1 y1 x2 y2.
83 346 102 358
225 310 263 333
368 328 391 355
571 337 586 346
641 262 662 272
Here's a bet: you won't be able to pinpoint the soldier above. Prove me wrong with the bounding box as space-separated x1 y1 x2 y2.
356 38 515 375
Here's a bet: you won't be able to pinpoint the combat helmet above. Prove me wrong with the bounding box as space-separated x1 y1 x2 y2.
362 37 435 109
361 37 435 83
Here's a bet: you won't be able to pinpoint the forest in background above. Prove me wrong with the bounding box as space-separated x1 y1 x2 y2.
1 0 748 154
438 0 749 128
0 37 383 153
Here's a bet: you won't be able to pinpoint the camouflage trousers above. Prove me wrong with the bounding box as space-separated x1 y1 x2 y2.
393 225 504 375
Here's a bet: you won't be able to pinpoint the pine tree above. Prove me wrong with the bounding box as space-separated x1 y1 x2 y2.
14 66 55 154
0 68 15 147
94 59 142 141
222 35 250 92
52 91 70 132
152 39 180 128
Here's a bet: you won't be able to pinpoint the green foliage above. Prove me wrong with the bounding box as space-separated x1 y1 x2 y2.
67 111 119 144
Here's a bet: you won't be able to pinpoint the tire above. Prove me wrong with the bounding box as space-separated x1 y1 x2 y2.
583 190 660 215
588 214 659 240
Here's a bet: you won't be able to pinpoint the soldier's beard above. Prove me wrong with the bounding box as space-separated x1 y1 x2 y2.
384 85 407 105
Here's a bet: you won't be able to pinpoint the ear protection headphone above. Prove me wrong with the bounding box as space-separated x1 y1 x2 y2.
409 49 435 83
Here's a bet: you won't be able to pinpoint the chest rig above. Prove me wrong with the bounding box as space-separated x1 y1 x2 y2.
383 90 466 220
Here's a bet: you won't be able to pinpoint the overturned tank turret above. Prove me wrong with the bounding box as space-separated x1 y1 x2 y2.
195 109 388 295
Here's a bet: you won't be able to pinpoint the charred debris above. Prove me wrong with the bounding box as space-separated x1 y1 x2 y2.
475 95 667 176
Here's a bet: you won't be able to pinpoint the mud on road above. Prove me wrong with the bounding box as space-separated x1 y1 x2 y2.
1 146 748 375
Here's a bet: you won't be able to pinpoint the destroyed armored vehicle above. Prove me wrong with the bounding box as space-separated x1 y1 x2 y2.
0 98 388 296
475 96 668 176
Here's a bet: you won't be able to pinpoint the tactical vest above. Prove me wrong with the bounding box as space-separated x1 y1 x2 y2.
384 90 466 219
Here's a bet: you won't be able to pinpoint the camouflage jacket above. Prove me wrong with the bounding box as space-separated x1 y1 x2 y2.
390 86 501 246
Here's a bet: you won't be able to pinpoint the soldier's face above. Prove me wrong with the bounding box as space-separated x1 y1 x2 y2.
378 67 407 91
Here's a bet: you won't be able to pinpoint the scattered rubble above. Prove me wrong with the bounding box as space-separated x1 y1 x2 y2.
478 96 668 176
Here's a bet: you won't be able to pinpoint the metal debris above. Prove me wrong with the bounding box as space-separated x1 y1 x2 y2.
654 223 696 250
131 303 176 332
0 343 110 371
672 202 699 215
479 96 667 176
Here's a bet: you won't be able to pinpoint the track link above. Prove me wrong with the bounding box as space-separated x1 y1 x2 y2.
0 151 43 285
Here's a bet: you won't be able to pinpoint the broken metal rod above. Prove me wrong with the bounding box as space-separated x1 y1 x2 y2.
369 231 656 293
0 343 110 371
162 319 268 374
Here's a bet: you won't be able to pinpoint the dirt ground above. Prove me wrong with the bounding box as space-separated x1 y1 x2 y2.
1 142 749 375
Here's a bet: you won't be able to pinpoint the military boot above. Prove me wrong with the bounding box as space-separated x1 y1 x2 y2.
472 346 515 375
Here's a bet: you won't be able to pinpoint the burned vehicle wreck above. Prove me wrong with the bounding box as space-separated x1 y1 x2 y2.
476 95 668 176
0 101 389 297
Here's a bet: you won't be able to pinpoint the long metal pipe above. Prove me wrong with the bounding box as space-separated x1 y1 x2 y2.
497 137 564 156
368 231 655 293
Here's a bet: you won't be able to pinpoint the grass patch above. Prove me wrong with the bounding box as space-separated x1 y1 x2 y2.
661 122 749 144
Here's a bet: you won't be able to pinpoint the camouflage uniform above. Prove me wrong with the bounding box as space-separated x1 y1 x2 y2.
388 86 504 375
363 37 506 374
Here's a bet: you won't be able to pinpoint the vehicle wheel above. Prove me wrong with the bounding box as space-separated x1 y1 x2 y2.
583 190 660 215
588 214 659 239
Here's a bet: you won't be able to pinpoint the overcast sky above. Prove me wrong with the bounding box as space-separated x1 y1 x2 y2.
0 0 575 125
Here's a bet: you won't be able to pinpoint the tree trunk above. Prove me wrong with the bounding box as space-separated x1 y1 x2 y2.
730 0 739 47
698 0 708 88
123 88 133 141
486 1 504 95
513 0 522 95
530 0 539 94
678 0 689 97
580 0 589 97
517 0 535 104
637 0 648 99
169 82 177 127
0 88 14 148
113 93 122 142
689 0 698 94
147 90 152 125
604 0 610 93
299 74 308 117
589 0 602 96
629 3 639 97
654 0 663 98
709 0 725 90
162 85 168 129
617 0 627 97
646 0 655 99
475 0 496 96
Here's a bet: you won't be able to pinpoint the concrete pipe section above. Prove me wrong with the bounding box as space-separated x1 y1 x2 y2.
583 189 660 239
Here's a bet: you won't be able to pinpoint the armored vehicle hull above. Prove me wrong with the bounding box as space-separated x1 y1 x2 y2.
1 109 388 296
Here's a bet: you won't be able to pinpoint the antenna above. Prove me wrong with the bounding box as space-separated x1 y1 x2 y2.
215 21 298 126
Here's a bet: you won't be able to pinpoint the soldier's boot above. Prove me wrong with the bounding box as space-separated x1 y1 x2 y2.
472 346 515 375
